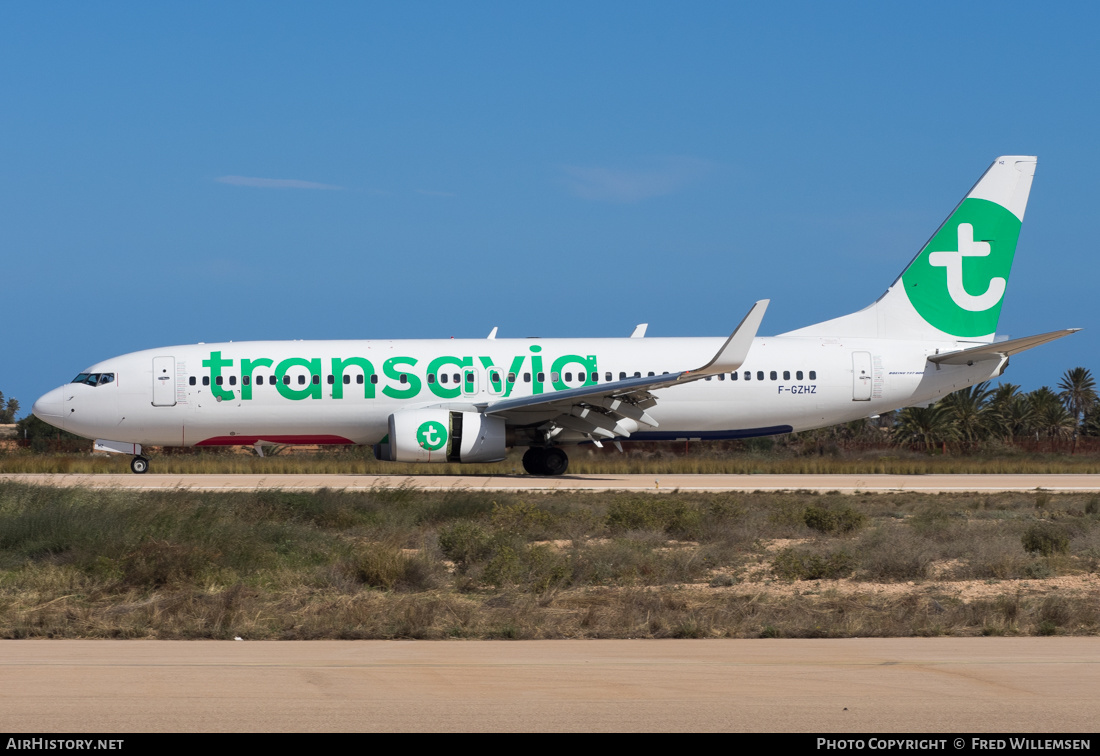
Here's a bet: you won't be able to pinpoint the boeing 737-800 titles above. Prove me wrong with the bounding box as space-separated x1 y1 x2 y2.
32 156 1077 474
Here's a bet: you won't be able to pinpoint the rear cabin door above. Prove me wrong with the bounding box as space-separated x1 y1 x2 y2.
152 356 177 406
852 351 872 401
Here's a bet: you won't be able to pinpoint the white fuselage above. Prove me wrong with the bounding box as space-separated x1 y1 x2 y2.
35 335 1004 448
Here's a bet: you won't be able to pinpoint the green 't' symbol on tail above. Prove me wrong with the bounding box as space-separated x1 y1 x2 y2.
901 198 1021 337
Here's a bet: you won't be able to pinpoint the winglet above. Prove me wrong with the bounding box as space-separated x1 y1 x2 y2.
687 300 769 377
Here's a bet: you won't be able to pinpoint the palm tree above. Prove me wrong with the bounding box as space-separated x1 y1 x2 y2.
893 404 957 453
986 383 1024 445
1058 367 1098 453
940 382 994 450
1028 386 1076 452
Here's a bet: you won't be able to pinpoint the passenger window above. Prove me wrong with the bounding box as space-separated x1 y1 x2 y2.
453 373 460 383
312 375 320 385
369 375 377 384
809 371 817 380
189 376 196 386
203 376 210 386
243 376 250 386
783 371 790 380
731 372 738 381
757 371 764 381
591 372 598 382
705 376 712 381
358 375 365 385
537 372 545 382
400 374 408 384
565 372 572 382
633 372 641 378
427 374 436 384
743 372 750 381
770 371 777 381
490 372 501 385
215 376 223 386
440 374 448 384
718 373 725 381
465 372 474 384
619 372 626 380
606 372 613 382
508 373 516 383
648 371 655 377
551 372 560 382
796 371 804 380
229 376 237 386
256 376 264 385
297 375 306 385
524 373 531 383
327 375 334 385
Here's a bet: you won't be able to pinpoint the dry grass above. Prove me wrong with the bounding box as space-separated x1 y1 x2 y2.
0 482 1098 639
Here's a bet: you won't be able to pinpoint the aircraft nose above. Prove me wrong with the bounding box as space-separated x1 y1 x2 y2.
32 386 66 427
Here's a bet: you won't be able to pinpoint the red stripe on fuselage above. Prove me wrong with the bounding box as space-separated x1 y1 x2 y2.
194 435 355 446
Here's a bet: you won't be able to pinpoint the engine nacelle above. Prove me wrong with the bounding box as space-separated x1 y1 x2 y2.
375 409 506 463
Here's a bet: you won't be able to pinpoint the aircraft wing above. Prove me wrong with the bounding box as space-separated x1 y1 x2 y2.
927 328 1080 366
479 301 768 443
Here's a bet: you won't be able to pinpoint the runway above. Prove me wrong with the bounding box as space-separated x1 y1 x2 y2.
2 639 1097 732
4 472 1100 492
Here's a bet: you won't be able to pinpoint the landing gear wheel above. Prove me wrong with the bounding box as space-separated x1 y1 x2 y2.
130 456 149 474
522 447 547 476
521 447 569 476
542 447 569 476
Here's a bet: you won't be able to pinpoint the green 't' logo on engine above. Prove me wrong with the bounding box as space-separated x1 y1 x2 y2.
416 420 448 451
901 198 1021 338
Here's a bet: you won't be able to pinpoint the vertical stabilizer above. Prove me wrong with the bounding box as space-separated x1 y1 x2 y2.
783 156 1037 343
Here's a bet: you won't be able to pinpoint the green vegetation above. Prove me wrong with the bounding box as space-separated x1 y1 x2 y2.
0 391 19 424
1 482 1097 639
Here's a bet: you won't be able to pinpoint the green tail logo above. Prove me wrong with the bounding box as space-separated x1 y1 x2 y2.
901 198 1021 337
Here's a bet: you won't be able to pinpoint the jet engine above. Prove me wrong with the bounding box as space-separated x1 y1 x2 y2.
374 408 506 463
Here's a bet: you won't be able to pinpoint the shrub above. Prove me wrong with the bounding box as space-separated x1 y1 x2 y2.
1021 523 1070 557
342 543 437 592
803 505 866 534
606 498 701 538
772 548 855 580
437 522 493 568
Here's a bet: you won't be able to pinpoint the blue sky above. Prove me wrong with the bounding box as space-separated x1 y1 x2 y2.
3 2 1098 413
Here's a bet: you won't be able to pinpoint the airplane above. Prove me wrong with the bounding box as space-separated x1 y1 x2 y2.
32 156 1077 475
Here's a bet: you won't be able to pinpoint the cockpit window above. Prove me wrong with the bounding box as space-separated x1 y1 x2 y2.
70 372 115 387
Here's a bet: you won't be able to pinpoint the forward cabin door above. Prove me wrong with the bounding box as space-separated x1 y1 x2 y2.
152 356 177 406
852 351 872 401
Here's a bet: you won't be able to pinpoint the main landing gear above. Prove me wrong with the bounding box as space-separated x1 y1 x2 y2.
130 456 150 474
522 446 569 476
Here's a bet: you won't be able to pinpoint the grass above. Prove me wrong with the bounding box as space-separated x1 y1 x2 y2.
0 481 1098 639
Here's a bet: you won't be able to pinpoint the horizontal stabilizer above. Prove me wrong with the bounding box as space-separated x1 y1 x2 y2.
928 329 1080 365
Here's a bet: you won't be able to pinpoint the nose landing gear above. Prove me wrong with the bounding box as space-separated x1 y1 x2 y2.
521 446 569 476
